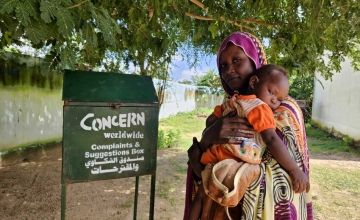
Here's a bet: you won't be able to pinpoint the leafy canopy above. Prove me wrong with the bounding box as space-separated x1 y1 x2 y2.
0 0 359 79
192 69 222 93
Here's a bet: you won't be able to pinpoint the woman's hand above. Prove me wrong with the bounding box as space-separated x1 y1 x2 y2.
200 111 254 148
288 168 310 193
188 111 254 178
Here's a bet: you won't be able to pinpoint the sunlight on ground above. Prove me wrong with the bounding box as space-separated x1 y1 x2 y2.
159 109 360 220
310 159 360 220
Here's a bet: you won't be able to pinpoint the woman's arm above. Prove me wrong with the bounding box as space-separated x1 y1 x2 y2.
199 111 254 150
261 129 310 193
188 112 254 177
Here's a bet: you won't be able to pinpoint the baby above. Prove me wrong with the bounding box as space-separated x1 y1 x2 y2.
190 64 309 220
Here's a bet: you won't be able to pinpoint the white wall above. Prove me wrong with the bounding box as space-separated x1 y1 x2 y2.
0 88 63 151
0 82 221 151
153 80 197 119
312 58 360 141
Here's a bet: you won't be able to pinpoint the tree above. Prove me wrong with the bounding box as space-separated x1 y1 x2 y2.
192 69 222 93
0 0 359 80
0 0 188 77
178 79 193 85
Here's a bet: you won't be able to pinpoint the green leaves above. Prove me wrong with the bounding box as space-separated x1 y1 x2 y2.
0 0 359 81
0 0 18 14
40 0 58 23
0 0 37 25
192 69 222 93
208 22 218 39
92 7 117 47
26 26 46 45
54 7 74 37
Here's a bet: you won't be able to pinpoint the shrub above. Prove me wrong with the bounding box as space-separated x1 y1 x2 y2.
157 129 180 149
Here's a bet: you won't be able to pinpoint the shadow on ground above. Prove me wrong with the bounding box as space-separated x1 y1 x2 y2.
0 144 188 220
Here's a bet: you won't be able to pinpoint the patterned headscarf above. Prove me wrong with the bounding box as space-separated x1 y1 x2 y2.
217 32 267 95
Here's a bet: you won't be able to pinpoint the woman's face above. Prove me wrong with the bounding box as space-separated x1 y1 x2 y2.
219 43 255 93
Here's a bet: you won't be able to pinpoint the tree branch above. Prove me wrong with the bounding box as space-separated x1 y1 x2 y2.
67 0 90 9
187 1 272 28
239 18 276 27
220 17 254 31
185 12 213 21
185 12 255 31
189 0 205 9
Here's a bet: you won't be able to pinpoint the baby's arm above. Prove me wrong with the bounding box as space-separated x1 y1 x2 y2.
260 129 310 193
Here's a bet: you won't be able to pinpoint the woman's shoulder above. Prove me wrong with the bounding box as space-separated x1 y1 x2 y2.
275 96 305 126
276 96 302 114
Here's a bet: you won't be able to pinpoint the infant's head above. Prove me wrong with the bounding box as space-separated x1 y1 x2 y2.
249 64 289 110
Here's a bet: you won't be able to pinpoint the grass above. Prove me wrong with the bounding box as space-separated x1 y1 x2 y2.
310 162 360 220
306 123 360 156
311 163 360 194
158 110 360 219
158 108 211 149
158 109 360 155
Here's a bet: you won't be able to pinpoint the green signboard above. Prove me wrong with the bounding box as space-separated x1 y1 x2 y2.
61 70 159 219
63 105 158 182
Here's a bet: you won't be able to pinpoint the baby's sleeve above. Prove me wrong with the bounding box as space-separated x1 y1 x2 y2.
246 104 276 133
212 105 223 118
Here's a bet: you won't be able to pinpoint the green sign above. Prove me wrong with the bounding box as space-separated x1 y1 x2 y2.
63 105 158 182
61 70 159 220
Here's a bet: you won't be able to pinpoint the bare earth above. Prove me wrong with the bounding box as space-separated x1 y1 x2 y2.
1 144 360 220
0 144 188 220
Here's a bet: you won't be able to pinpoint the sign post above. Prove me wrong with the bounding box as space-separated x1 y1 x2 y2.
61 70 159 220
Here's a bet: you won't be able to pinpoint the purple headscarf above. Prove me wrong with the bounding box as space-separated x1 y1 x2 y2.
217 32 267 95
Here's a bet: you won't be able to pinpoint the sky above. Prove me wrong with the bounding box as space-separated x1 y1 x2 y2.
5 38 218 82
169 52 217 82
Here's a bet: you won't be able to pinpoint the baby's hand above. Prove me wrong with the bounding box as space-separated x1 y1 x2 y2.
288 168 310 193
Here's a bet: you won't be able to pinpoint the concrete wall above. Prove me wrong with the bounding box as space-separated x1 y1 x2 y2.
154 80 223 118
0 88 63 151
0 83 222 152
312 58 360 141
154 80 197 119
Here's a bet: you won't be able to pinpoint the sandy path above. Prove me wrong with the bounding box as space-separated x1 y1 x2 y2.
1 144 359 220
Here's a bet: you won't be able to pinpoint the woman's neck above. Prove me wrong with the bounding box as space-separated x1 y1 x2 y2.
233 86 254 96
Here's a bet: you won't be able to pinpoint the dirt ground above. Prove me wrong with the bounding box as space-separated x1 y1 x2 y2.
0 144 188 220
1 144 360 220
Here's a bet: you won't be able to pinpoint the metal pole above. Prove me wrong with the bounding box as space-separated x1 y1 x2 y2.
61 179 66 220
149 173 156 220
61 107 66 220
133 176 139 220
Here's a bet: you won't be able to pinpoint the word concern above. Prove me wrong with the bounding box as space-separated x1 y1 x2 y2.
80 112 145 131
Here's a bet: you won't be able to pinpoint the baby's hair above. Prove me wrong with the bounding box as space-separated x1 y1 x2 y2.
254 64 288 80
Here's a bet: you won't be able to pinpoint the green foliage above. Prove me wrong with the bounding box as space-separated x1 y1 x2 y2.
159 108 212 149
192 69 222 93
288 70 314 121
157 128 180 149
157 129 166 149
40 0 58 23
306 123 360 155
342 135 355 146
0 0 359 81
0 54 62 89
177 79 192 85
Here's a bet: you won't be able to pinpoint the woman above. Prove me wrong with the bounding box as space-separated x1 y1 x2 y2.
184 32 313 219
